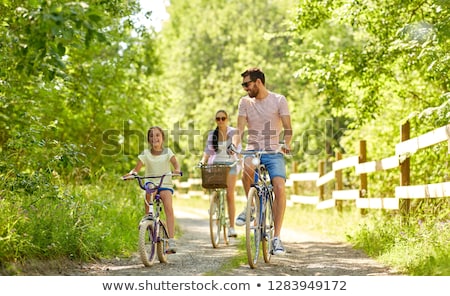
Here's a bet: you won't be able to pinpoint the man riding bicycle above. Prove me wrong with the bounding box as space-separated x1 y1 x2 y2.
229 67 292 255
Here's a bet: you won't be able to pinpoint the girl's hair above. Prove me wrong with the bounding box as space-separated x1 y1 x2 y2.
213 110 228 152
147 126 165 146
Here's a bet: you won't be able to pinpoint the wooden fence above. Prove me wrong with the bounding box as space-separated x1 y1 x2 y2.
292 121 450 212
175 121 450 213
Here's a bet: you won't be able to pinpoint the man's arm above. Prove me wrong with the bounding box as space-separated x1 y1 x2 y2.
234 115 246 147
281 115 292 153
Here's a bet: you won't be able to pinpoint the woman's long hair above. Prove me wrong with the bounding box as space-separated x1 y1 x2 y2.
212 110 228 152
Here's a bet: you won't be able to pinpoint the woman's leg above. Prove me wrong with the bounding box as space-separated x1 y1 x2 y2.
227 173 237 228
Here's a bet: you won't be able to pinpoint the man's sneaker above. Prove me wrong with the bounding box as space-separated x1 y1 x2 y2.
228 227 237 237
235 208 254 226
167 238 177 254
272 237 286 255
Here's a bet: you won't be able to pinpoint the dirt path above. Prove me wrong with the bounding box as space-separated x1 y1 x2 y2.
69 208 400 276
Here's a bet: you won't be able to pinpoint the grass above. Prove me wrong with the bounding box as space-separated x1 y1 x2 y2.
175 196 450 275
1 174 449 276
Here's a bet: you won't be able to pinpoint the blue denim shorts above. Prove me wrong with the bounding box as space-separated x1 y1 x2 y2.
159 187 174 194
245 152 286 180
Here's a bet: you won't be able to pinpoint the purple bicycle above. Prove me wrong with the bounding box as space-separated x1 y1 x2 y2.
123 172 182 267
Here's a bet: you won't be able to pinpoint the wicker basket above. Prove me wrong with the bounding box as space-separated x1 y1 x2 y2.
200 165 230 189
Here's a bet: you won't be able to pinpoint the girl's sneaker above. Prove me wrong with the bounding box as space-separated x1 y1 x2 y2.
167 238 177 254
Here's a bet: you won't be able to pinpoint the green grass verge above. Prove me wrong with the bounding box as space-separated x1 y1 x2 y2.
1 175 449 276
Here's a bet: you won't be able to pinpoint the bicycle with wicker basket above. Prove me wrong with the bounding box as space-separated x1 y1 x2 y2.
199 163 236 248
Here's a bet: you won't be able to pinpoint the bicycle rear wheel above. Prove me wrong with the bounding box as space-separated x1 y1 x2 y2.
157 220 169 263
138 219 157 267
262 191 274 263
245 187 261 269
209 191 221 248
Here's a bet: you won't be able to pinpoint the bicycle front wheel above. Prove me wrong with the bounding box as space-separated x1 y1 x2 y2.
221 192 229 246
138 219 157 267
209 191 221 248
262 190 274 263
246 187 261 269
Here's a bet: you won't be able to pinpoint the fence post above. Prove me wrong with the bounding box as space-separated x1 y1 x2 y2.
400 121 411 217
319 160 325 201
359 140 368 215
335 152 343 212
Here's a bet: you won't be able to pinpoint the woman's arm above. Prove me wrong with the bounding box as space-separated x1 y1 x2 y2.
200 152 209 164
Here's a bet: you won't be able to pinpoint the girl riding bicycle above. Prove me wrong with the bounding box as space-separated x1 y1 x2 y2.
123 126 181 253
200 110 241 237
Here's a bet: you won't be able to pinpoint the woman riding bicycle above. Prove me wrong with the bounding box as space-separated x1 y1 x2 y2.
200 110 241 238
123 126 181 254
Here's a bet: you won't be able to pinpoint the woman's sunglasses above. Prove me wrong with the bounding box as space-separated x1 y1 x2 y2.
216 117 227 121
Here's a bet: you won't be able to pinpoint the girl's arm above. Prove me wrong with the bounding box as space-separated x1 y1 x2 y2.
123 160 143 177
170 155 181 174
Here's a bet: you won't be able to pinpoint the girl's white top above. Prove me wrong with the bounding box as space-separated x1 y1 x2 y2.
138 147 175 188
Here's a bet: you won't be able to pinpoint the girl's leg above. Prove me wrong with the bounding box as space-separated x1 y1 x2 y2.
160 191 175 238
145 193 151 214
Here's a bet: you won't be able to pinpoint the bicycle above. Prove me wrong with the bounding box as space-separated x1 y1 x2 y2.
199 162 237 248
122 172 182 267
229 147 282 269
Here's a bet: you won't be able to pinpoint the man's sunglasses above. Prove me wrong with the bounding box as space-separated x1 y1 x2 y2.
216 117 227 121
241 80 254 88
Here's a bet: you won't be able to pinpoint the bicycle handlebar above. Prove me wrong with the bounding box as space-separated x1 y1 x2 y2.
122 171 182 180
122 172 183 191
196 160 239 169
227 144 287 157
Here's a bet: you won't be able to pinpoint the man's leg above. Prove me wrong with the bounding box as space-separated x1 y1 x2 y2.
271 176 286 238
241 156 254 195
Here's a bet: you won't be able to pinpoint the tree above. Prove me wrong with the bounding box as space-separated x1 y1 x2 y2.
0 0 167 178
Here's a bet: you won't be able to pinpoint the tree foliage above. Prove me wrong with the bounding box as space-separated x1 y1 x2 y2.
0 0 166 180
